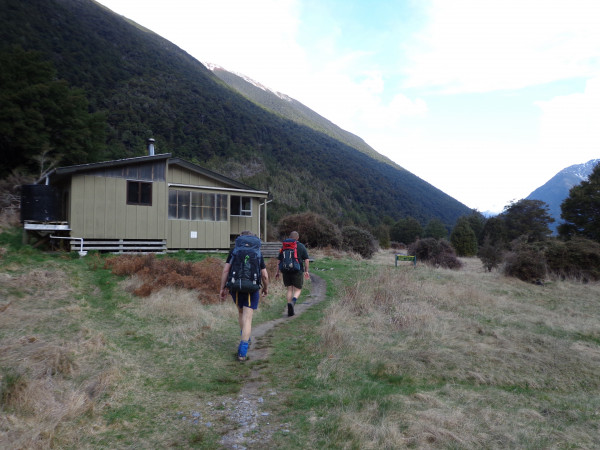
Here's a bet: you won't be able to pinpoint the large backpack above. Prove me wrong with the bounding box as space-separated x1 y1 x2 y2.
278 238 301 273
226 235 262 293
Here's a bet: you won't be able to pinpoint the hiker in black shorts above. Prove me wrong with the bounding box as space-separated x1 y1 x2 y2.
275 231 309 316
219 231 269 361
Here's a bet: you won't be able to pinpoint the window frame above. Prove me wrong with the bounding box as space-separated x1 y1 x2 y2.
127 180 152 206
168 189 228 222
230 195 253 217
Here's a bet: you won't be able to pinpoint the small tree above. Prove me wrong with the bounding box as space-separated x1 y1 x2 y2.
481 216 508 248
374 224 391 249
466 211 486 245
477 235 503 272
341 226 377 259
424 218 448 239
501 199 554 242
390 216 423 245
450 217 477 256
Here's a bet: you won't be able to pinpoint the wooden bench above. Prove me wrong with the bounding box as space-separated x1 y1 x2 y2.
261 241 283 258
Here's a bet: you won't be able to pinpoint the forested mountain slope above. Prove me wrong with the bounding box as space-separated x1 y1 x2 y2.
0 0 472 227
207 65 395 167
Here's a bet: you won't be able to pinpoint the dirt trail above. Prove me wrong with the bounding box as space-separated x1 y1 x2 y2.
217 274 327 449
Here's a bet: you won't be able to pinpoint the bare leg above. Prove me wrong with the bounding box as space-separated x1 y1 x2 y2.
240 306 254 341
292 286 302 301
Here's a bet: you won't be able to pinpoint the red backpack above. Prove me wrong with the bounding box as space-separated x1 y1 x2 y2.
279 239 301 273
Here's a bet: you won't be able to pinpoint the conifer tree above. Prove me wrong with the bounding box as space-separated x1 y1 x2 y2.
558 163 600 242
0 47 106 177
390 217 423 245
450 217 478 256
424 218 448 239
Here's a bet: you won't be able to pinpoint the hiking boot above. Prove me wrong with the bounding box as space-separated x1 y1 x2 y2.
237 340 249 361
287 302 295 317
292 297 297 306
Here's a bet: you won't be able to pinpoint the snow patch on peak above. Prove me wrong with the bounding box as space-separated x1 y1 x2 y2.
561 158 600 181
202 62 292 102
202 62 223 71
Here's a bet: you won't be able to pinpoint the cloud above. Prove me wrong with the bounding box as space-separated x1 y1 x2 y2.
536 77 600 160
402 0 600 93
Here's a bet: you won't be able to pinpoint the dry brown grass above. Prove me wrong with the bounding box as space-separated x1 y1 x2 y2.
0 266 119 449
316 254 600 448
105 254 225 302
106 254 280 304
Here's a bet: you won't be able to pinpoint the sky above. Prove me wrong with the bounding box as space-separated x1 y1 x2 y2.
96 0 600 213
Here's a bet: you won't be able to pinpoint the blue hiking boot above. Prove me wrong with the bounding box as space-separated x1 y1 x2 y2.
238 340 249 361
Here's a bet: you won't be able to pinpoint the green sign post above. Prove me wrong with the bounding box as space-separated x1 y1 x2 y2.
395 254 416 267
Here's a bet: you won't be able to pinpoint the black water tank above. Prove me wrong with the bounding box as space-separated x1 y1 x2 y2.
20 184 61 222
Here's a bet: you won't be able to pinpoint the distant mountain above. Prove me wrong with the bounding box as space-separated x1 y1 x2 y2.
527 159 600 233
0 0 473 229
206 64 397 168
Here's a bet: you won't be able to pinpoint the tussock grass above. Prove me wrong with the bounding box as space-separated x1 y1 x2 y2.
2 243 599 448
312 257 600 448
0 264 119 449
0 247 290 448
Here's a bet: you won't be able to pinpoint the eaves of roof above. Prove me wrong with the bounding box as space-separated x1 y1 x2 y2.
43 154 269 196
55 153 172 176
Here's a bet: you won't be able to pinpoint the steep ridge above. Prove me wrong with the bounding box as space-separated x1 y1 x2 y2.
207 64 396 167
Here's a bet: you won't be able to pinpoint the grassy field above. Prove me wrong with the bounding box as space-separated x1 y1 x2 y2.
1 229 599 448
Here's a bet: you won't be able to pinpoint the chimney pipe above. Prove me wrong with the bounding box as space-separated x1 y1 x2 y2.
147 138 155 156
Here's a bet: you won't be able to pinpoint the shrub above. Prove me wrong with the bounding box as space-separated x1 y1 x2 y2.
374 224 391 249
503 243 546 282
341 226 377 259
278 212 341 248
477 236 504 272
544 237 600 281
409 238 462 270
502 237 600 282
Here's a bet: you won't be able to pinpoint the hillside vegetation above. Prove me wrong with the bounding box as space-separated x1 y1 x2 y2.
0 0 472 228
1 231 599 448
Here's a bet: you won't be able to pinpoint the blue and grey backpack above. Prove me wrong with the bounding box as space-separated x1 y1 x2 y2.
226 235 262 293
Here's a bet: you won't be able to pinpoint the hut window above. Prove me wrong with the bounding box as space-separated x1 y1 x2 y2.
127 181 152 205
169 190 227 221
231 196 252 216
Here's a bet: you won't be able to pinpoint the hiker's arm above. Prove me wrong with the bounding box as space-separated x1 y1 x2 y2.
304 259 310 279
261 268 269 296
219 263 231 300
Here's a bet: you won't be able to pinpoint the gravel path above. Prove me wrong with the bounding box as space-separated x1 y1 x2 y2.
216 274 327 449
